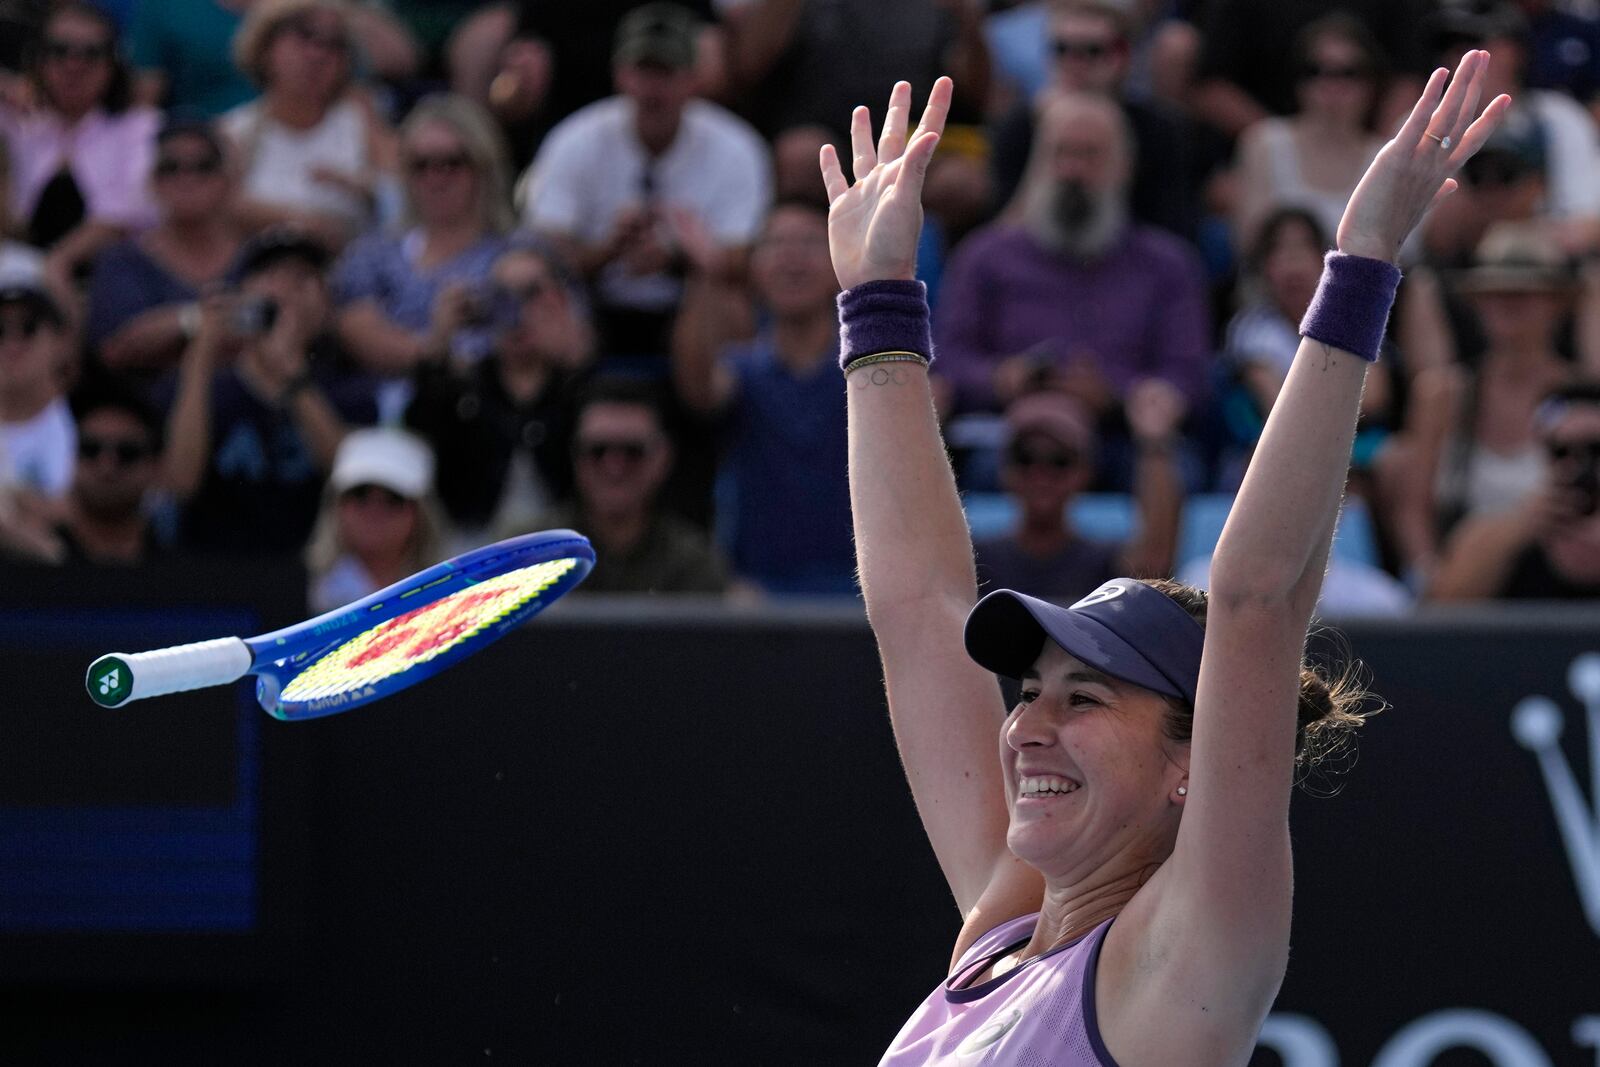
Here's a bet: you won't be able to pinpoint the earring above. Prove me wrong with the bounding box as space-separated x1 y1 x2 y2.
1176 786 1188 797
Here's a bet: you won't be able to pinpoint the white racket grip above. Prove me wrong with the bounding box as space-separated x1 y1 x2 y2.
87 637 253 707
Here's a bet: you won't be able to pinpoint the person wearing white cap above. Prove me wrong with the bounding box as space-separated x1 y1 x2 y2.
305 427 446 613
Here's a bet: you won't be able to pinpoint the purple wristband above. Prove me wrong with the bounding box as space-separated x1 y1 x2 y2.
1298 251 1402 363
836 279 933 371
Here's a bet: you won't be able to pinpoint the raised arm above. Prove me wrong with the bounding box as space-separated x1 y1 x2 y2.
1129 51 1509 1018
822 80 1040 925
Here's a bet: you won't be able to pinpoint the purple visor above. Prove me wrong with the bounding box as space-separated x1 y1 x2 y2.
963 579 1204 705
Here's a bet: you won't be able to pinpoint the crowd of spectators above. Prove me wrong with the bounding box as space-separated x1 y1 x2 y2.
1 0 1598 610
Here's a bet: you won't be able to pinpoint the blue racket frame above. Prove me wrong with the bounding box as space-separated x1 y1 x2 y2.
247 530 593 720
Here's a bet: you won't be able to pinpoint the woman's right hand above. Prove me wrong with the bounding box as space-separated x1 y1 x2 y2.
819 78 951 290
1336 50 1510 264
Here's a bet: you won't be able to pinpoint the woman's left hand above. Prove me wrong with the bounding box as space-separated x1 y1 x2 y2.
1337 50 1511 264
819 78 951 290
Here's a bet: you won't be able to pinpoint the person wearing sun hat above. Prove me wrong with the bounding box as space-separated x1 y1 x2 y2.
1380 219 1585 593
974 382 1186 603
305 426 448 613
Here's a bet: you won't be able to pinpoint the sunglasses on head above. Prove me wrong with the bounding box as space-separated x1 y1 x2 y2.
1007 441 1080 470
577 438 651 464
1301 62 1369 80
44 38 111 63
78 436 151 465
406 151 472 178
1052 37 1118 60
282 19 348 52
340 484 410 508
155 155 222 178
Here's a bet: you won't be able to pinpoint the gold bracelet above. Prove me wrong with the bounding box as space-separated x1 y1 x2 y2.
844 350 930 374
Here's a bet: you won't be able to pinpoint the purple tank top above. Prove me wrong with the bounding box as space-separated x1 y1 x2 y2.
879 914 1121 1066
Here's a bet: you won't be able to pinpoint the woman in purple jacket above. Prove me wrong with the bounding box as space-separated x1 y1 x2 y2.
821 57 1508 1065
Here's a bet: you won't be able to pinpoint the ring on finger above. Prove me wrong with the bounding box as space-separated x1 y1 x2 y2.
1425 132 1452 150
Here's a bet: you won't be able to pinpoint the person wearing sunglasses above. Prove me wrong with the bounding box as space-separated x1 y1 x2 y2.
37 378 166 566
1377 222 1591 593
0 3 159 292
1429 382 1600 600
84 117 246 374
976 385 1183 603
524 377 727 594
989 0 1199 241
222 0 398 251
129 0 419 119
334 94 514 397
1233 13 1388 253
404 241 594 550
306 427 447 614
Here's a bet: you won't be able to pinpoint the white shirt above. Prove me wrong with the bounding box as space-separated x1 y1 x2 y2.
221 97 374 229
1 396 76 498
1526 89 1600 220
519 96 772 311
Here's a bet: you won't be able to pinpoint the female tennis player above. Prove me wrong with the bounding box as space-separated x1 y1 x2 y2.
822 54 1508 1065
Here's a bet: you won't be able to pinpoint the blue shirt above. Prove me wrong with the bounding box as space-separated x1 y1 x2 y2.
720 336 854 595
331 229 508 362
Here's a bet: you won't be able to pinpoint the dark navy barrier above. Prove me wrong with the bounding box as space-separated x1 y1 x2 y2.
0 561 1596 1064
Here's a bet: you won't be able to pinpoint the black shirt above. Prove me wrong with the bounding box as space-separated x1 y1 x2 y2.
1500 543 1600 600
405 357 586 530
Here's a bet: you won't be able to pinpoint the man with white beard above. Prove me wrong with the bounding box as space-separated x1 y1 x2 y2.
933 91 1210 488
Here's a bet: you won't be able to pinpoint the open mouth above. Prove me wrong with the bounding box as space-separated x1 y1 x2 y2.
1017 774 1081 798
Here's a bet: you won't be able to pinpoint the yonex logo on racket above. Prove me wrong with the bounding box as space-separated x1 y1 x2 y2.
1071 583 1127 610
89 657 131 707
1512 652 1600 939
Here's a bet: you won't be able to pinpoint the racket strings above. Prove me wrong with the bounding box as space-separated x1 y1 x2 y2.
280 559 579 701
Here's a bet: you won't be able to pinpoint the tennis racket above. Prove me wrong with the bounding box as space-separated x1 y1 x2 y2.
85 530 594 720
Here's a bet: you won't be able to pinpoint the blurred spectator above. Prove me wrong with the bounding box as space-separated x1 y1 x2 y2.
1232 14 1387 252
990 0 1199 240
672 199 852 593
519 378 729 594
935 92 1210 429
720 0 990 140
0 277 73 500
518 4 771 363
0 3 159 288
131 0 419 117
484 0 722 166
333 94 514 412
1454 3 1600 254
222 0 397 250
306 427 446 613
43 377 166 565
86 116 245 373
0 135 44 279
1417 116 1550 268
1377 222 1587 584
1518 0 1600 105
1219 207 1393 486
1190 0 1431 139
974 385 1183 601
160 229 377 554
1428 381 1600 599
405 241 593 547
0 0 48 74
985 0 1051 109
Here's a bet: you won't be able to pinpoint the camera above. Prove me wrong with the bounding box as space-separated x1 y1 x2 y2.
232 296 279 336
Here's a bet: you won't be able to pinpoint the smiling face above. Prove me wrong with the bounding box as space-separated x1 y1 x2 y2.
1001 641 1188 880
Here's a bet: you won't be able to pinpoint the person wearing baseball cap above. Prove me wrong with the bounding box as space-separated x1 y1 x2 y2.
975 384 1185 602
306 427 446 612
